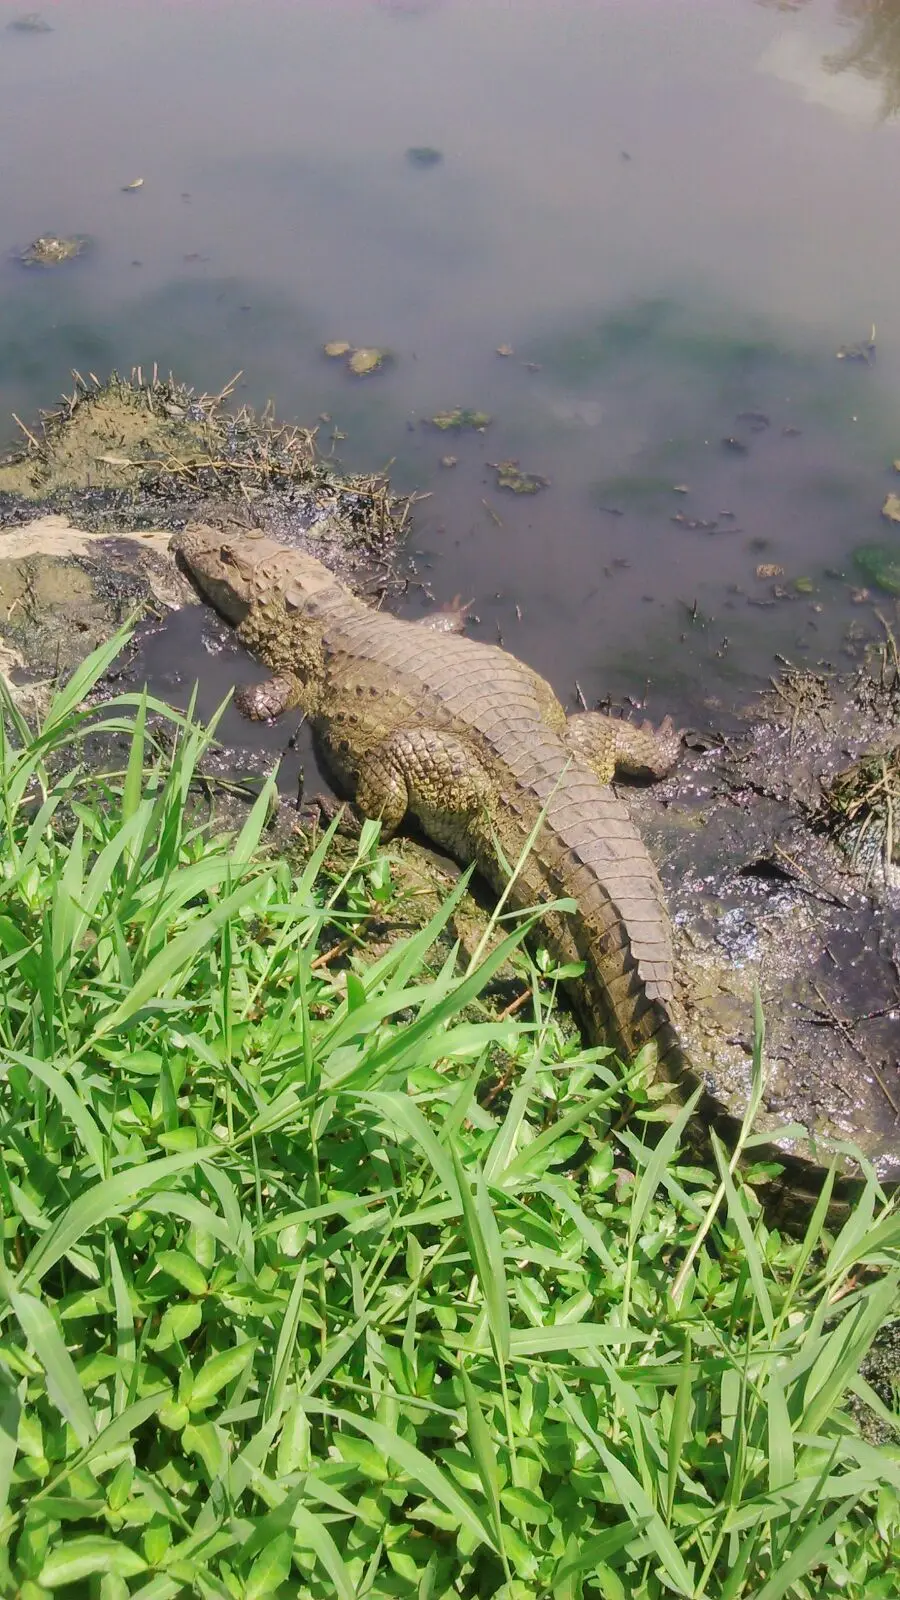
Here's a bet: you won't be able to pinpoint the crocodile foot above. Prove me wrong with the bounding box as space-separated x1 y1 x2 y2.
234 675 299 721
417 595 475 635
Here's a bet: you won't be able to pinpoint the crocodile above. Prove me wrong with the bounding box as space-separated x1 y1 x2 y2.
172 524 686 1070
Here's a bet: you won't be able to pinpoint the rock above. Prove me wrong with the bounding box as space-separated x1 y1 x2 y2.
881 493 900 524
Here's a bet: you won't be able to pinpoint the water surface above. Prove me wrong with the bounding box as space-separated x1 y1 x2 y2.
2 0 900 724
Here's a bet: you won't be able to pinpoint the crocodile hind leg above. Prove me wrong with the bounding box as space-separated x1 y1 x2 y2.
234 671 307 722
355 727 491 840
564 711 682 783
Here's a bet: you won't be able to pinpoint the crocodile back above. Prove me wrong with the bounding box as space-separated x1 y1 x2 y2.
324 607 676 1025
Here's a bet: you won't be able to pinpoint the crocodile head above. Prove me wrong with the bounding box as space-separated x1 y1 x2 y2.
171 524 339 623
171 524 261 621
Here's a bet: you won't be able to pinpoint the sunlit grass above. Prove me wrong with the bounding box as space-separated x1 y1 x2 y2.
0 633 897 1598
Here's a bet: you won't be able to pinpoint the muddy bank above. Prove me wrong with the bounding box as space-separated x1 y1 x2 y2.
0 372 897 1191
0 369 411 697
628 642 900 1184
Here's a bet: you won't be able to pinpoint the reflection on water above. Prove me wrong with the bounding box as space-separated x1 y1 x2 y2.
760 0 900 116
829 1 900 116
1 0 900 726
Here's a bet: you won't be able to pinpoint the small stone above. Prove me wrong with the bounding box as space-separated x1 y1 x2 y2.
881 492 900 524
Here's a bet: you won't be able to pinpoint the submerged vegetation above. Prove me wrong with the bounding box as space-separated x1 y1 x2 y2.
0 633 897 1598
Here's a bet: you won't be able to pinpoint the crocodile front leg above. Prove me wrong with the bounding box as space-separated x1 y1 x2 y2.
564 711 681 783
355 727 492 840
234 672 307 722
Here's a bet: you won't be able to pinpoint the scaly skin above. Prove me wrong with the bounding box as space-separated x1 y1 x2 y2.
172 524 686 1068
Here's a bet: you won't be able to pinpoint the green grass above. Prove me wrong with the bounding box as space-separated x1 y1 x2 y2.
0 633 898 1599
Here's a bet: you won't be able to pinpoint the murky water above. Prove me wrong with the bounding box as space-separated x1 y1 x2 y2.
3 0 900 728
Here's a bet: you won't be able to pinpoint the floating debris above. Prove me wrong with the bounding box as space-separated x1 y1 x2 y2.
121 178 144 192
495 344 515 358
673 484 690 494
853 543 900 596
756 563 785 580
881 493 900 524
721 436 748 454
406 146 443 168
20 235 86 267
836 324 876 364
430 408 491 432
794 576 815 594
671 514 719 531
7 12 52 31
348 347 387 376
490 459 549 495
439 455 458 468
322 342 389 377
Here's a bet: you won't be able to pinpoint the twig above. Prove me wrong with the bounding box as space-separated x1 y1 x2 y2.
11 414 41 452
811 982 900 1117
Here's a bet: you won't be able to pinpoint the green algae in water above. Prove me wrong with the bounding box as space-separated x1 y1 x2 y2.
430 408 491 432
853 542 900 596
492 459 549 494
588 473 675 513
528 298 790 389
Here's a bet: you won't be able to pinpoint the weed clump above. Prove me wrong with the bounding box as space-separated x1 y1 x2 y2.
0 634 897 1597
